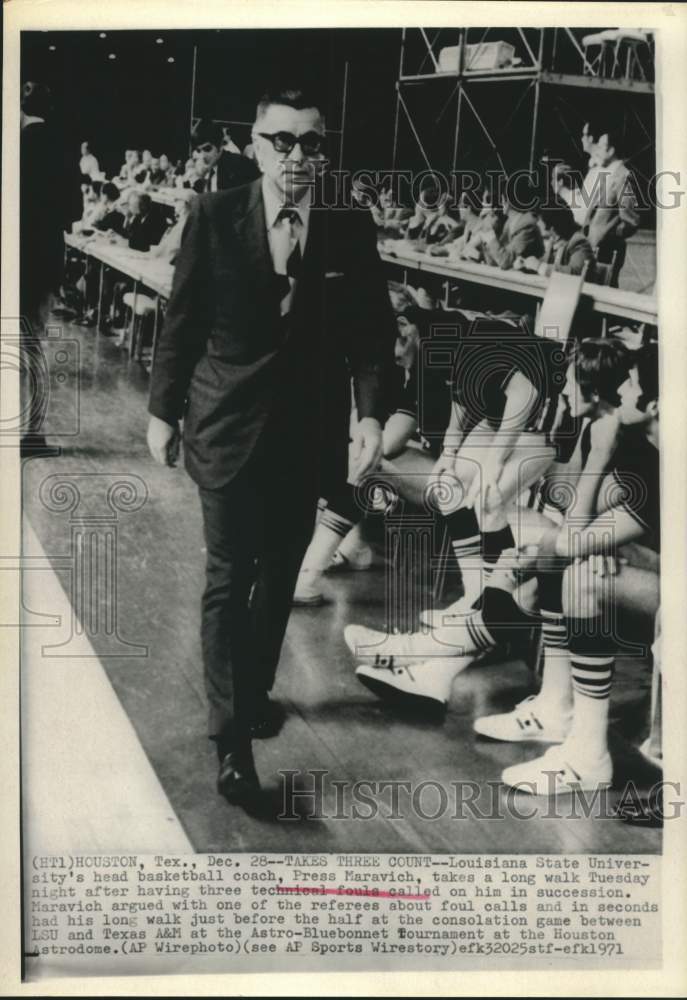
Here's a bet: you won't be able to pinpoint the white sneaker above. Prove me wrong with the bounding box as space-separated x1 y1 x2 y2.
419 596 474 628
327 548 374 573
355 657 472 710
292 574 325 607
501 743 613 796
343 624 464 666
474 696 571 744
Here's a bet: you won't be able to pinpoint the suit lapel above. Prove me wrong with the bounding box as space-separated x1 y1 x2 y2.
232 179 279 311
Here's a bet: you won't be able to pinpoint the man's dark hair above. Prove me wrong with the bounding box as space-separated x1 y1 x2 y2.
574 337 632 406
633 340 659 411
539 197 579 241
21 80 52 118
91 181 103 199
255 86 322 121
79 173 93 187
102 182 120 203
582 115 601 143
138 193 152 214
190 118 223 150
601 127 628 160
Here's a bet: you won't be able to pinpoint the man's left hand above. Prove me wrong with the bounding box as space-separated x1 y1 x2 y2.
351 417 383 484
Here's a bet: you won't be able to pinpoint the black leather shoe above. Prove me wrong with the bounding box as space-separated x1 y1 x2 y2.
217 750 260 806
250 698 286 739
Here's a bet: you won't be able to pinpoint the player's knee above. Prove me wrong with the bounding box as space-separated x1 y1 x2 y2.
562 561 602 618
536 524 562 575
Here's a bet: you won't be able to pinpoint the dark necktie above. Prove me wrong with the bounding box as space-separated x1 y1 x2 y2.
275 208 303 305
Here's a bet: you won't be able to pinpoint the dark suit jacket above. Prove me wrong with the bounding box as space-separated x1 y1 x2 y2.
125 210 167 252
149 179 396 490
194 151 260 193
20 121 65 314
95 208 125 236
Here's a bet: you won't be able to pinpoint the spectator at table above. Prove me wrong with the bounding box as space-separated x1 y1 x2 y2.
158 153 174 185
190 118 259 191
370 185 413 238
114 149 141 190
147 157 167 187
93 182 126 237
176 157 203 190
406 176 459 246
429 188 488 257
109 191 167 252
149 196 196 264
72 178 105 233
134 150 153 183
79 141 100 180
531 198 596 279
478 183 544 270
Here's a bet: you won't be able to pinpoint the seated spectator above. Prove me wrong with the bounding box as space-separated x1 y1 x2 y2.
429 188 487 257
72 178 104 233
190 118 259 191
149 196 196 263
147 157 167 187
371 186 413 239
93 182 126 236
477 184 544 269
114 149 141 190
176 158 199 189
158 153 173 185
134 149 153 183
517 198 595 278
79 141 100 180
406 177 459 246
109 191 167 252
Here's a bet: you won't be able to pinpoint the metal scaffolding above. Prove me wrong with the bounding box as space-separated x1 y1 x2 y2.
392 27 655 177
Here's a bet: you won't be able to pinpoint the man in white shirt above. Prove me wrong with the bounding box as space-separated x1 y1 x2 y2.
554 120 601 228
79 141 100 180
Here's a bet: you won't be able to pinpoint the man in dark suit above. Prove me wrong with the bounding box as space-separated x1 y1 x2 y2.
190 118 260 193
20 81 65 455
147 86 395 806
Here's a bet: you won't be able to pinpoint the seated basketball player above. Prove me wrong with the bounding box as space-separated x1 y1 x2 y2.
497 341 659 794
344 338 634 716
293 307 452 605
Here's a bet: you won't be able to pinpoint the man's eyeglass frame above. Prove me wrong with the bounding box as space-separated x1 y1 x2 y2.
257 131 326 158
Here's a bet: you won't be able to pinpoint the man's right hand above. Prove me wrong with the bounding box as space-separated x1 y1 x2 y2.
147 415 181 467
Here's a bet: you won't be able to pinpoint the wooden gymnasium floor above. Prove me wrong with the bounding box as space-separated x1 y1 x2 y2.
20 314 662 855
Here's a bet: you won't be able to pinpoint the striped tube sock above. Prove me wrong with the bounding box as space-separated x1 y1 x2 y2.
319 506 356 539
568 619 616 700
481 524 515 580
444 506 482 602
445 586 536 654
565 618 615 760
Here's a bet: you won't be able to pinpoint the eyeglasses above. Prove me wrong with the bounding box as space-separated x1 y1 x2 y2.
257 131 326 157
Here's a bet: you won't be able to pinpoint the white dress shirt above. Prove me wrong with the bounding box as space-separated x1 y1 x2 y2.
261 178 312 315
79 153 100 180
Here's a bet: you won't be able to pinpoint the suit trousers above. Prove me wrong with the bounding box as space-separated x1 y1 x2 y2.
198 424 319 752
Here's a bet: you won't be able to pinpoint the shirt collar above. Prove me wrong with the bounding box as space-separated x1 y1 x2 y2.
21 114 45 129
262 176 312 229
